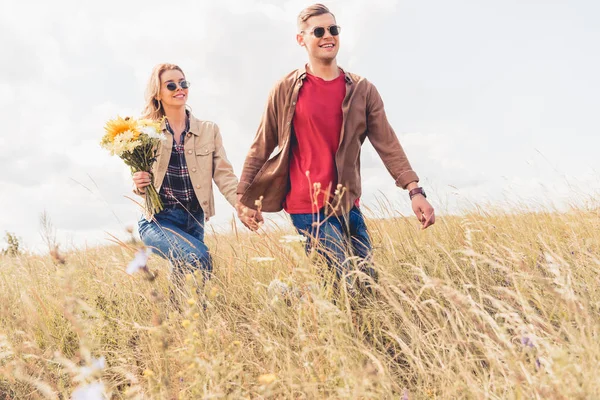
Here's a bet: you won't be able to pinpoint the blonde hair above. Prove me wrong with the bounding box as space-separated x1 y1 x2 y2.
297 4 335 30
141 63 185 121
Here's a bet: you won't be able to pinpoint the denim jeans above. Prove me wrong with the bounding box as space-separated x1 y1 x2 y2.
138 206 212 279
289 206 376 282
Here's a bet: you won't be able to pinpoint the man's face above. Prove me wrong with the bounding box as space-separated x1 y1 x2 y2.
297 13 340 63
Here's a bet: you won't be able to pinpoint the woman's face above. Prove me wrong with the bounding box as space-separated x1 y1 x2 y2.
157 69 188 108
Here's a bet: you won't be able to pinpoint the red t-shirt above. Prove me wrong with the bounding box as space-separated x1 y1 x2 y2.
284 73 346 214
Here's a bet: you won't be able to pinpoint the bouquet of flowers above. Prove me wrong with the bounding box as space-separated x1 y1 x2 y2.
100 116 166 217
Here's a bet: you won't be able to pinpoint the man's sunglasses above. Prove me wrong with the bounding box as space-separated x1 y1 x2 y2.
304 24 341 38
165 80 191 91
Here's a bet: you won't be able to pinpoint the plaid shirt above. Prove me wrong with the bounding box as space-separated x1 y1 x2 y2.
159 115 197 207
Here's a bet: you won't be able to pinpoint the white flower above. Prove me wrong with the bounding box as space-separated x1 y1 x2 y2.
72 382 105 400
102 130 142 156
140 126 166 141
126 248 152 275
279 235 307 243
268 279 289 297
77 357 106 381
251 257 276 263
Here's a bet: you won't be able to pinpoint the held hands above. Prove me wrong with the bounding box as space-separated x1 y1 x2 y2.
132 171 152 194
236 194 264 231
411 195 435 229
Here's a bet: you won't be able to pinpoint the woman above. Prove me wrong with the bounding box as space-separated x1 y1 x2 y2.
133 63 238 280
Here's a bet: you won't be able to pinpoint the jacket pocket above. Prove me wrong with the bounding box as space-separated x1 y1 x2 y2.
195 143 215 156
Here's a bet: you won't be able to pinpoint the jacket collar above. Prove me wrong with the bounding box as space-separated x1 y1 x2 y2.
296 64 353 84
160 109 200 136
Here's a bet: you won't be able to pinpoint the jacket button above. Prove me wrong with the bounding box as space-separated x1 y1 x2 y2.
196 185 201 189
202 201 208 205
191 168 197 172
187 133 192 137
187 150 192 154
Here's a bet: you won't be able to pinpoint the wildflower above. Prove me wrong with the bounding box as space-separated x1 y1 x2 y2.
72 382 105 400
268 279 289 297
208 287 219 299
143 369 154 377
251 257 276 263
103 116 139 143
232 340 242 346
100 115 167 217
126 248 152 275
520 336 535 348
401 389 409 400
193 313 200 319
206 328 215 336
77 356 106 381
181 320 191 328
187 298 196 306
279 235 307 243
258 373 277 385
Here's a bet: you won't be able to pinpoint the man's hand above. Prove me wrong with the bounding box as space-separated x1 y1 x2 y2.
133 171 152 194
236 194 264 231
411 195 435 229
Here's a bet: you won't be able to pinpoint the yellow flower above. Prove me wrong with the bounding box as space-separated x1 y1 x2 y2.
138 118 162 130
187 298 196 306
208 287 219 299
258 373 277 385
193 313 200 319
181 320 191 328
103 116 140 142
232 340 242 346
143 369 154 377
206 328 215 336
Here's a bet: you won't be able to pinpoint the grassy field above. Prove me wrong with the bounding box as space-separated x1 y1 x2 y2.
0 205 599 399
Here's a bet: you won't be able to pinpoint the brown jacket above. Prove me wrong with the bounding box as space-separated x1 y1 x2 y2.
137 114 238 219
237 66 419 213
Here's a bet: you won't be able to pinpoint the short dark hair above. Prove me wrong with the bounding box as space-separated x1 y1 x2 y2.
297 4 335 30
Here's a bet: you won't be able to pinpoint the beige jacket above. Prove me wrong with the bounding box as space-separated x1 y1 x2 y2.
137 114 238 219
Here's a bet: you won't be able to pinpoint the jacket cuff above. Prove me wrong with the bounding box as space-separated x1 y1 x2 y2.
237 181 251 195
395 170 419 189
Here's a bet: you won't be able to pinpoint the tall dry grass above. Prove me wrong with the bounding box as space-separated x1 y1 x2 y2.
0 204 599 399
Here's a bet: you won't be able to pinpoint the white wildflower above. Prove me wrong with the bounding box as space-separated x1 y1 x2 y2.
103 130 141 156
279 235 307 243
126 248 152 275
72 382 106 400
77 357 106 381
251 257 276 263
268 279 289 297
140 126 166 140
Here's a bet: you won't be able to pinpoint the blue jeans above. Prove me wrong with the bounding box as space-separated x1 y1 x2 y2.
289 206 376 281
138 206 212 279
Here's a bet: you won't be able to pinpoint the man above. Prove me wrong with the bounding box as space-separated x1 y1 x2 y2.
236 4 435 283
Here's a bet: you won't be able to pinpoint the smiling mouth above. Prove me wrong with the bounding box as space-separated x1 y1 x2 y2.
174 94 185 99
320 43 335 48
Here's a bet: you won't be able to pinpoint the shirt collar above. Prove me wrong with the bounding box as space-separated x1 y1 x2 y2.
160 110 199 136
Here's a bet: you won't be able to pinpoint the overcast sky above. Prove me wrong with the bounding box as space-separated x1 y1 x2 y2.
1 0 599 252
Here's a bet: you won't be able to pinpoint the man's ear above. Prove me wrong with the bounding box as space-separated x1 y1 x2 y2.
296 33 305 47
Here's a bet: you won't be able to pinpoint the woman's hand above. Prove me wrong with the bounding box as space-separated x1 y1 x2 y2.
133 171 152 194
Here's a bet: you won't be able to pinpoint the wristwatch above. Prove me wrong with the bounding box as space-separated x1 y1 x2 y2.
409 187 427 200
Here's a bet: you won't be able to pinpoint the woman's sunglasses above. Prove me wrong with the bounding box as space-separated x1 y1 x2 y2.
304 24 341 38
165 80 191 91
